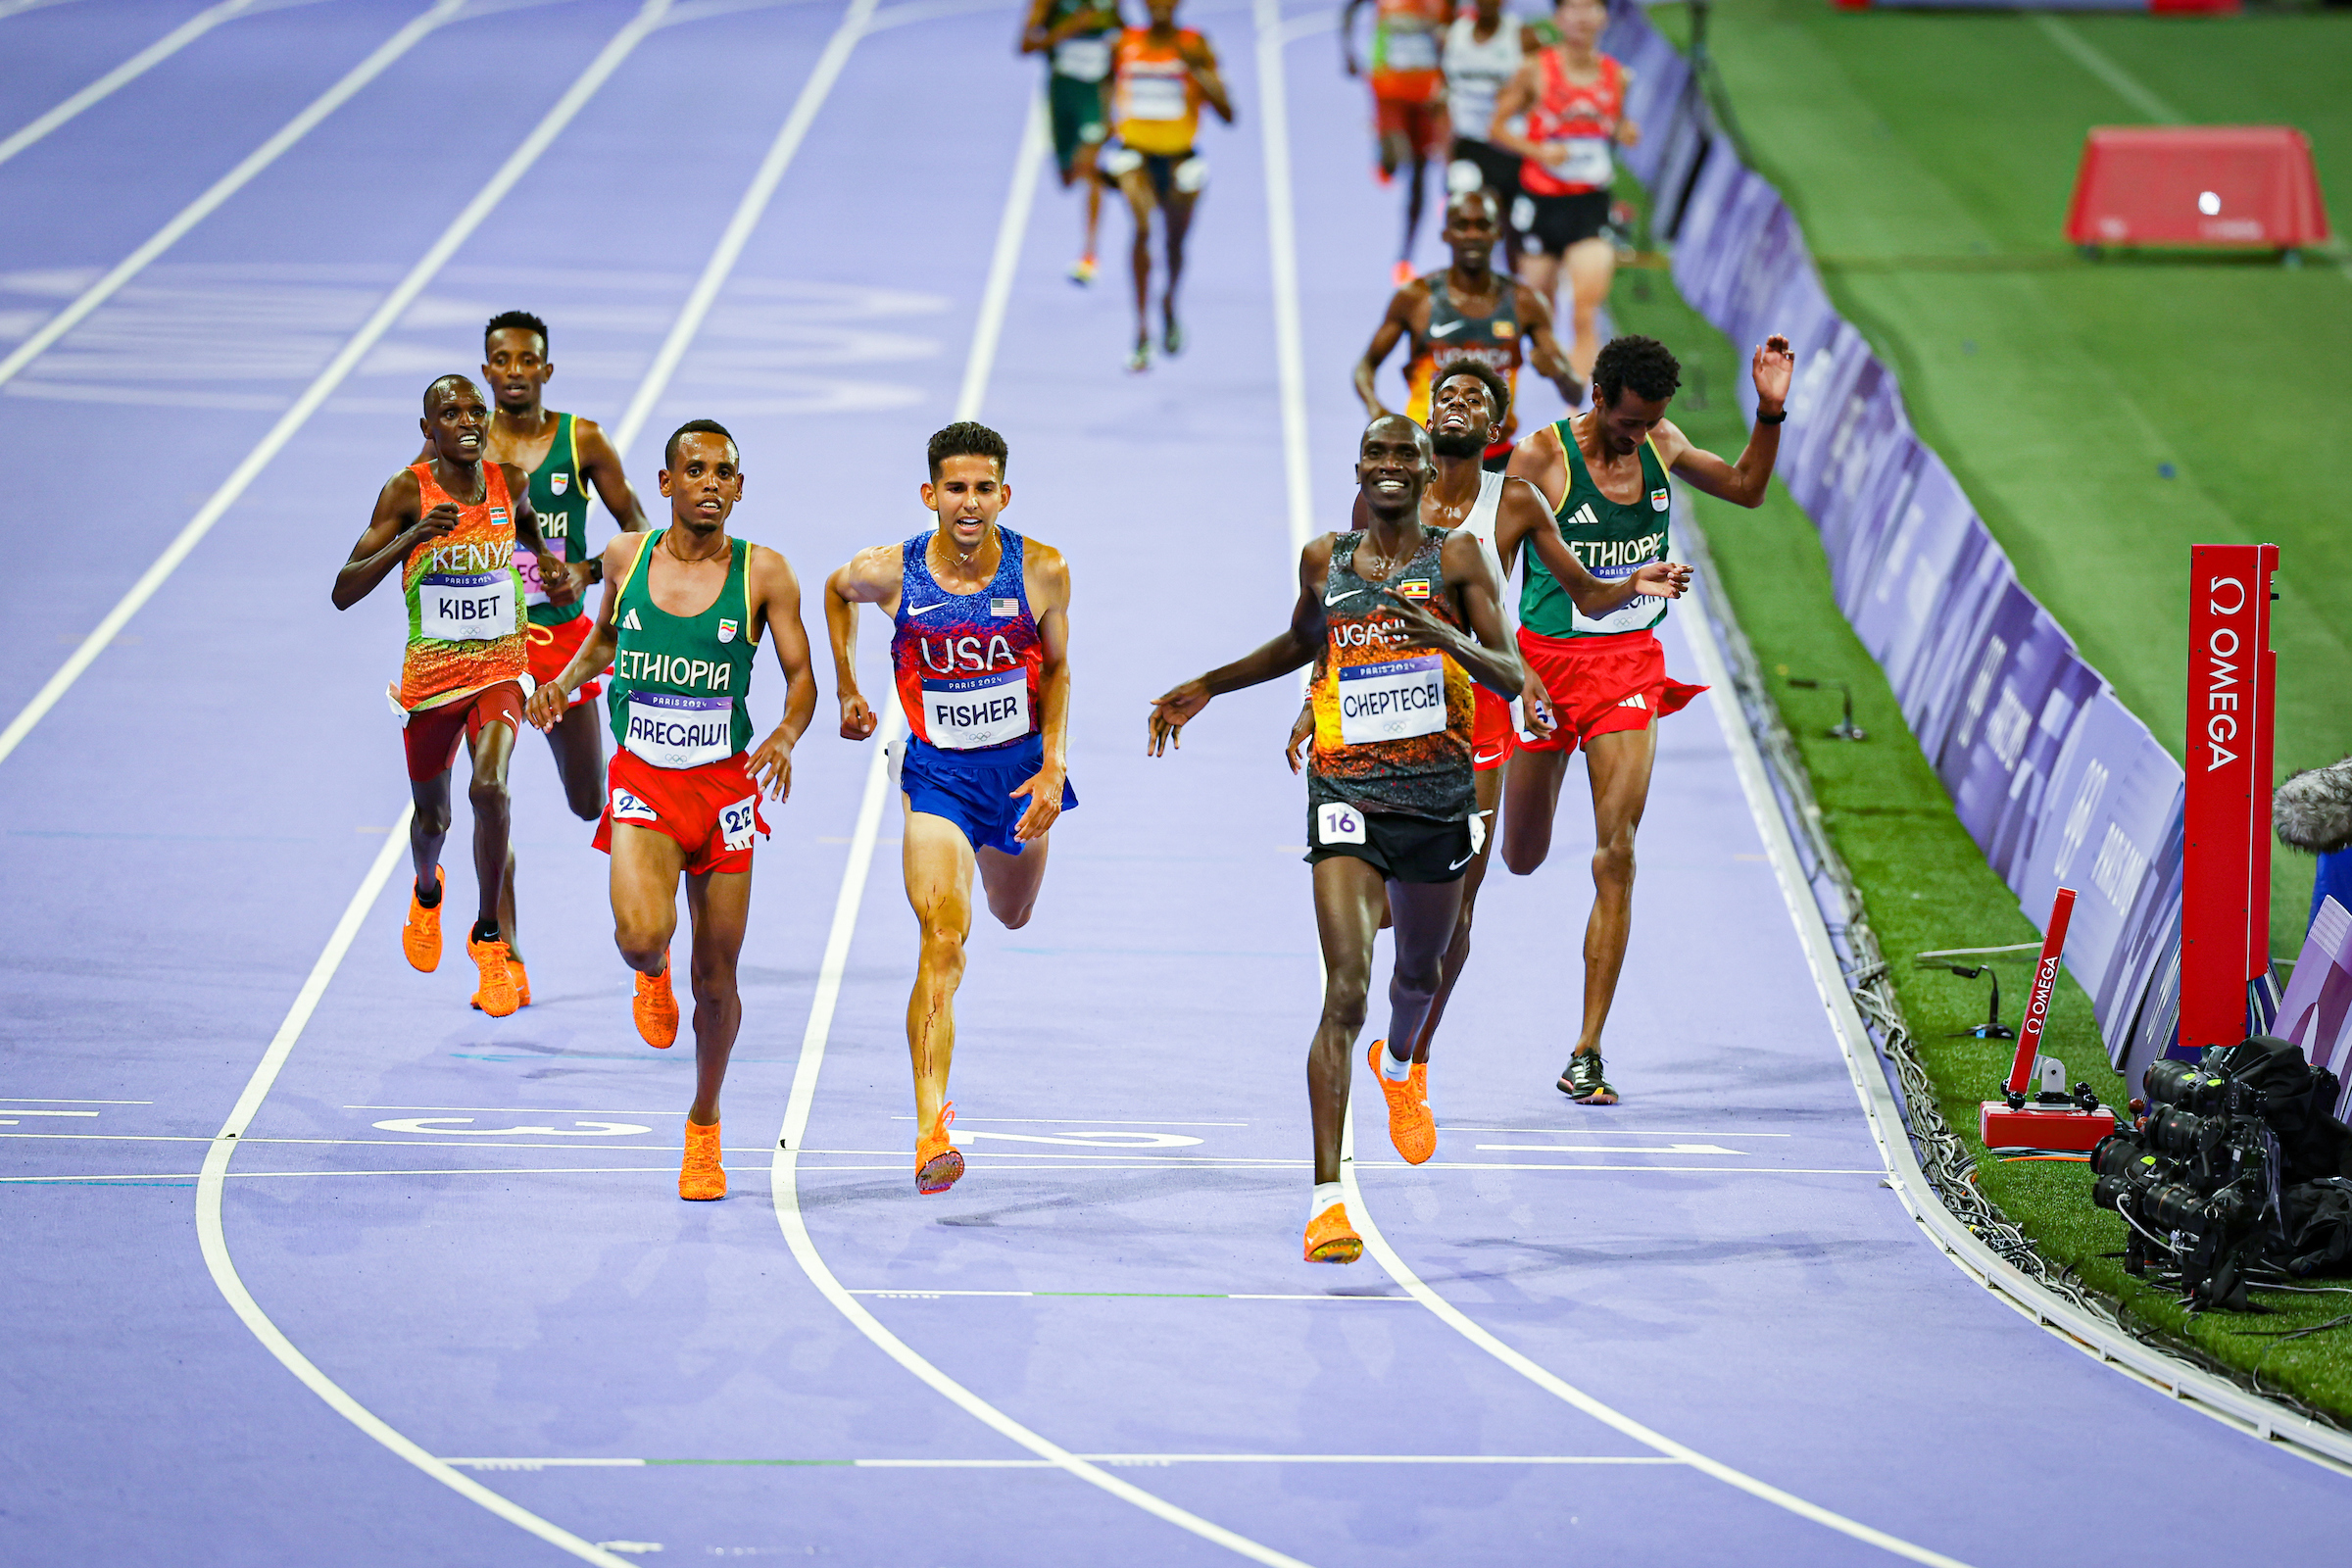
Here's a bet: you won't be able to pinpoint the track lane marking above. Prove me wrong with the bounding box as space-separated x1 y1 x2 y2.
767 93 1312 1568
442 1451 1681 1468
1253 7 1973 1563
0 0 274 169
0 0 471 391
0 0 685 769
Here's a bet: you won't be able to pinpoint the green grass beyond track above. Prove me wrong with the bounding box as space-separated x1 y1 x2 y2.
1615 2 2352 1416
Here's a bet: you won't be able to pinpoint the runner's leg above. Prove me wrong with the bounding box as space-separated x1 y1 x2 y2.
1572 722 1657 1060
976 834 1051 930
1310 855 1388 1184
1563 232 1615 380
466 716 516 933
1408 763 1504 1062
904 807 977 1131
610 821 687 977
1160 185 1198 343
1516 248 1560 320
409 767 453 899
1117 169 1156 353
546 700 606 821
1382 874 1463 1069
1500 745 1571 874
682 866 751 1125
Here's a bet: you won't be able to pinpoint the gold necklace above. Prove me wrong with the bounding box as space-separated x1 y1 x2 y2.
930 527 999 591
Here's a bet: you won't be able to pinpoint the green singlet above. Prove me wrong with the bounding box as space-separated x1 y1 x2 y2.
1518 417 1673 639
607 531 758 768
523 412 594 629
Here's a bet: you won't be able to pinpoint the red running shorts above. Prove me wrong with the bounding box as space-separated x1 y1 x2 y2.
593 747 769 877
1374 95 1449 159
403 680 524 782
1472 684 1516 771
1513 626 1706 758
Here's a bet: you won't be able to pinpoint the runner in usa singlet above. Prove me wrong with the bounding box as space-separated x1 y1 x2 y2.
399 459 525 711
892 527 1046 753
1309 525 1477 821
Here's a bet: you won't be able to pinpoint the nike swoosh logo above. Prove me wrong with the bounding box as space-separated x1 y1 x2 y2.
1325 587 1361 606
1447 851 1476 870
1430 320 1464 337
906 602 947 615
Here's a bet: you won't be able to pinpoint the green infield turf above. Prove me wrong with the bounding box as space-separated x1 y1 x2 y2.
1616 2 2352 1416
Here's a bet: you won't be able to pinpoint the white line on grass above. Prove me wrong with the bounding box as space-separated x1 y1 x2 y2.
2030 16 2182 124
0 0 470 391
1253 9 1972 1563
0 0 270 168
768 96 1311 1568
0 0 679 770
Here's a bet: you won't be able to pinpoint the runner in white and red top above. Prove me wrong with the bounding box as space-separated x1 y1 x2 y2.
1486 0 1637 382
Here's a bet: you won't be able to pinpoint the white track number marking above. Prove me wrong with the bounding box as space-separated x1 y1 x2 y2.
1476 1142 1743 1155
947 1130 1205 1150
372 1117 654 1138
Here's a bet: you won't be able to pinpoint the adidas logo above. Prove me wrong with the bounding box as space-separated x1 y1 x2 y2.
1617 693 1647 710
621 609 642 630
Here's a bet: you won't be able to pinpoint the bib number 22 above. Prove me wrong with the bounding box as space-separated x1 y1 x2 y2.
720 796 760 854
1316 804 1365 846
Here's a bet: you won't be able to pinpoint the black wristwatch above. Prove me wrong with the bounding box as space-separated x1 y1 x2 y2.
1756 406 1788 425
584 556 604 583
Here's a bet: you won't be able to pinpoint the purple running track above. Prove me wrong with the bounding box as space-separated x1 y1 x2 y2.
2 2 2347 1564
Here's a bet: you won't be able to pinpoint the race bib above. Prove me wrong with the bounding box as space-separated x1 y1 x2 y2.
1570 562 1664 636
1316 802 1366 846
623 692 732 769
1546 136 1613 187
1380 26 1439 73
1124 71 1189 122
719 794 760 854
923 667 1031 751
610 785 659 823
514 548 549 608
418 571 515 641
1338 655 1446 747
1054 34 1112 81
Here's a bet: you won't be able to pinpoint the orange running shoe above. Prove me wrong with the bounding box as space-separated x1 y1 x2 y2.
470 958 529 1012
402 869 442 972
914 1103 963 1196
1410 1059 1428 1112
634 964 678 1049
1369 1039 1436 1164
1304 1201 1362 1263
679 1119 725 1200
467 935 519 1018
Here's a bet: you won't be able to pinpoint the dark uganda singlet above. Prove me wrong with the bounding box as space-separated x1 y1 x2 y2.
1307 526 1477 820
1403 274 1524 440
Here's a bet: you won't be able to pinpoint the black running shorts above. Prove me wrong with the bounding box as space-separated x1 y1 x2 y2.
1448 135 1521 205
1303 800 1476 884
1511 188 1610 257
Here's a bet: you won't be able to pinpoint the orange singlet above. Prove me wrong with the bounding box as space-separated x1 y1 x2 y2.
397 460 526 711
1367 0 1448 106
1517 50 1624 197
1112 27 1205 156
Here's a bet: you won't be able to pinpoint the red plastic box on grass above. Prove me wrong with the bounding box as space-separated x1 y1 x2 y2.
2066 125 2331 250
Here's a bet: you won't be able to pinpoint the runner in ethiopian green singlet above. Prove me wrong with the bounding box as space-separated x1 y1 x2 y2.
1499 330 1793 1106
1021 0 1122 283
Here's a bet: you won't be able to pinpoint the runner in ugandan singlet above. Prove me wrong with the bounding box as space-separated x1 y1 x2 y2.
1403 275 1522 454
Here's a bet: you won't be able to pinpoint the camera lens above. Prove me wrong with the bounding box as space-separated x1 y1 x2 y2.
2142 1059 2226 1112
2143 1182 2208 1233
2145 1105 2210 1158
2089 1133 2157 1180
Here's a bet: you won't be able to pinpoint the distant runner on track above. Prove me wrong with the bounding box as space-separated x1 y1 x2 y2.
1343 0 1451 286
335 374 575 1020
419 311 652 1008
525 419 816 1201
1150 416 1526 1263
1020 0 1123 284
1102 0 1233 371
1441 0 1536 273
1352 188 1582 470
824 422 1077 1197
1503 331 1791 1104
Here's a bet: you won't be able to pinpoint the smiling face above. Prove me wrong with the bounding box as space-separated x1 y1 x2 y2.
659 431 743 533
1356 416 1433 518
922 454 1008 553
1429 373 1497 459
420 375 489 464
481 326 550 416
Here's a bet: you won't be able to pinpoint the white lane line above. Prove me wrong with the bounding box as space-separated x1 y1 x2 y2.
1474 1142 1742 1154
884 1114 1249 1127
853 1290 1413 1301
0 1097 152 1103
1253 0 1315 556
768 96 1309 1568
0 0 269 169
0 0 679 770
2031 15 2182 123
0 1108 99 1117
1441 1126 1789 1137
0 0 471 391
1244 5 1970 1559
344 1104 691 1115
611 0 881 450
443 1452 1679 1469
0 0 88 22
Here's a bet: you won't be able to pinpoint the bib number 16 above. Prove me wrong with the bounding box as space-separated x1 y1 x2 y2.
1316 803 1365 846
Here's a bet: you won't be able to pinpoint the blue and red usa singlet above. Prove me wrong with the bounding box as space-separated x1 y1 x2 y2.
892 528 1045 752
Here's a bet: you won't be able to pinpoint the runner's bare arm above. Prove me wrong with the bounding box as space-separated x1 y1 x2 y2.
1486 62 1544 159
1501 479 1689 616
1351 282 1425 419
822 544 904 742
333 469 450 611
1514 284 1585 406
575 416 652 537
1187 36 1234 122
744 545 819 800
526 532 636 731
1012 543 1073 841
1382 530 1523 698
1149 535 1333 755
1022 0 1116 52
1503 418 1569 512
1656 334 1792 508
505 464 577 608
1340 0 1369 75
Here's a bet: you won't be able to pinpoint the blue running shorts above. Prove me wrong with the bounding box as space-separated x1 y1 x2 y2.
897 733 1078 857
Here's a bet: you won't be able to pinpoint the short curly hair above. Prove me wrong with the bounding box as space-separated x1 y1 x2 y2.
1433 358 1511 432
1592 334 1681 407
927 420 1008 480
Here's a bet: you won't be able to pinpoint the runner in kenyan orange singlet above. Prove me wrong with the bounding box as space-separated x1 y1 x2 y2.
526 418 818 1202
1344 0 1453 284
1102 0 1233 372
1502 330 1794 1106
335 374 575 1020
1152 415 1526 1265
